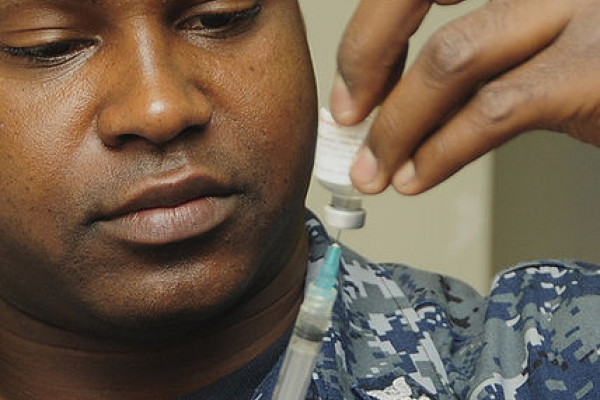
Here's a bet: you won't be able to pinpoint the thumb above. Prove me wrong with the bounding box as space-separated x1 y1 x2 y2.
331 0 466 126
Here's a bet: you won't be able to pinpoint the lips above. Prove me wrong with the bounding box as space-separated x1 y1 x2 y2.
96 172 239 245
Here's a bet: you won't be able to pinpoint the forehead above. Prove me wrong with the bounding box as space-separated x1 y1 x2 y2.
0 0 97 6
0 0 272 8
0 0 289 21
0 0 291 29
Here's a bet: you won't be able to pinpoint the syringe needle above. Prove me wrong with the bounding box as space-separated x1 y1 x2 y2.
335 229 342 243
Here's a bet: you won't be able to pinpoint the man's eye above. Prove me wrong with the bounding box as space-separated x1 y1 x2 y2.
0 39 96 66
177 4 261 36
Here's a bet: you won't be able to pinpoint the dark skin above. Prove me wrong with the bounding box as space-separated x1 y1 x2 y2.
0 0 317 398
332 0 600 195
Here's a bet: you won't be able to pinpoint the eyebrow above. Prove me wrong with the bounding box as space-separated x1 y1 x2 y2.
0 0 102 14
0 0 100 6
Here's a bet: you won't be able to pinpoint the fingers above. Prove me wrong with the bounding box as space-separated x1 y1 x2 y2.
349 0 573 194
394 67 549 194
395 11 600 194
331 0 431 125
546 4 600 148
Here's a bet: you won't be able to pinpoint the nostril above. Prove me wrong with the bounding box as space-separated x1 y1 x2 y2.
180 124 209 139
101 124 209 150
117 133 141 147
100 133 141 149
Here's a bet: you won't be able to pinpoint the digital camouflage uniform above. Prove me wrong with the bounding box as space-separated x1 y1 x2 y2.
251 212 600 400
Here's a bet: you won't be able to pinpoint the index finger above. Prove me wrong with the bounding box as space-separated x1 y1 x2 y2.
331 0 431 125
352 0 570 194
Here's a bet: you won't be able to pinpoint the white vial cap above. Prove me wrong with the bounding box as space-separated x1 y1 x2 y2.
324 205 366 230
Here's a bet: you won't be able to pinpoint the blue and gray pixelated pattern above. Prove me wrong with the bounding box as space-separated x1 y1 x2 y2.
256 212 600 400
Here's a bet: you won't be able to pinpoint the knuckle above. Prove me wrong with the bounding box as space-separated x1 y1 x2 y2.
375 108 404 143
369 109 409 164
470 81 530 126
337 27 403 91
563 107 600 147
337 27 370 81
423 24 479 81
430 131 465 176
432 133 450 162
337 33 362 68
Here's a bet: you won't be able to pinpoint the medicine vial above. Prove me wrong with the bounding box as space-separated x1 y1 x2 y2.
314 108 372 230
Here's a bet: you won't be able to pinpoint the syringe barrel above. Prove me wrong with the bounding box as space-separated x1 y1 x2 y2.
272 284 335 400
271 333 322 400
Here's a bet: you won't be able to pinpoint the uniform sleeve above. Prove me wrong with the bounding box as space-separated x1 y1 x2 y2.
388 264 488 398
468 260 600 400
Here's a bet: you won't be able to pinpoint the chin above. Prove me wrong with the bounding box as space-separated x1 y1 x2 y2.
66 246 258 341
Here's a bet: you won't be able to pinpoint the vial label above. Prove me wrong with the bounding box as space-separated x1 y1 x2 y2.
314 108 371 187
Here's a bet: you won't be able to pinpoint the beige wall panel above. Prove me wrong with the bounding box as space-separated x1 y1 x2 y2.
492 132 600 272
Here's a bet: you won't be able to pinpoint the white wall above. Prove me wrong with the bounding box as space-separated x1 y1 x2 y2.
492 132 600 273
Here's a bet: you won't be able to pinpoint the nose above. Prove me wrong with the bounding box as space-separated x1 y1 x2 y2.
97 30 212 148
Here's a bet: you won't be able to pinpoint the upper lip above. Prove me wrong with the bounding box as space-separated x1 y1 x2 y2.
99 171 236 221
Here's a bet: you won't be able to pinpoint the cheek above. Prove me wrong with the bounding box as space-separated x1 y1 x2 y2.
216 36 318 210
0 78 95 262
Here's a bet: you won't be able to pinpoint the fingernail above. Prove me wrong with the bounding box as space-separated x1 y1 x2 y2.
392 160 416 190
330 74 355 125
351 145 379 190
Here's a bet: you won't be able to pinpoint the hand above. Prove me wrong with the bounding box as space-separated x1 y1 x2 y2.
331 0 600 195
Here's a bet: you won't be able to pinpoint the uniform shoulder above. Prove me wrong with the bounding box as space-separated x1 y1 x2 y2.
490 259 600 297
339 244 485 336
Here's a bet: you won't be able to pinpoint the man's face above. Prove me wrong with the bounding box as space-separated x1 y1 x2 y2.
0 0 317 336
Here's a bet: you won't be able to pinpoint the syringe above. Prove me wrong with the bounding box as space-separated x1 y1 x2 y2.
271 242 342 400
